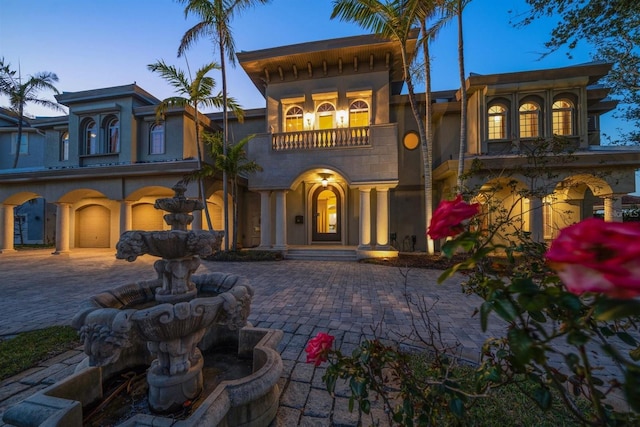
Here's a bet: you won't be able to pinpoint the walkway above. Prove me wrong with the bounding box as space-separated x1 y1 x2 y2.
0 249 631 426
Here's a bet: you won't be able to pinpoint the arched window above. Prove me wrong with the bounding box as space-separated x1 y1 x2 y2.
84 120 97 154
316 102 335 130
106 117 120 153
519 102 540 138
60 131 69 161
487 104 507 140
285 106 304 132
150 123 165 154
552 99 574 136
349 100 369 127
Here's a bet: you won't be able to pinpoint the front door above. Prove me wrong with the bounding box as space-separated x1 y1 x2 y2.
312 185 341 242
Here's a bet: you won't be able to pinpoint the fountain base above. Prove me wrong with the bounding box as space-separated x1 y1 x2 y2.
147 355 204 413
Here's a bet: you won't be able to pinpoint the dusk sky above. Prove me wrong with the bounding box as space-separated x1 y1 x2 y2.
1 0 597 114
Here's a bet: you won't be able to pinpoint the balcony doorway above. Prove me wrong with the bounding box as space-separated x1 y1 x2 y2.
312 184 341 242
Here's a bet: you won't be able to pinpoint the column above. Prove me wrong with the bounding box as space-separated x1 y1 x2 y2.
528 197 544 242
259 191 272 249
604 194 624 222
53 203 71 255
274 190 287 250
191 210 202 231
358 188 371 249
0 204 16 253
375 187 389 248
120 201 133 235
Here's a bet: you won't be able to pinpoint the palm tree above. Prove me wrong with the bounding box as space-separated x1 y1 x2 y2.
0 58 64 168
177 0 271 251
147 59 243 231
331 0 439 253
201 131 262 250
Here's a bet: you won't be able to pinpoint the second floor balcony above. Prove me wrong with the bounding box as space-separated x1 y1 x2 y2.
271 126 370 151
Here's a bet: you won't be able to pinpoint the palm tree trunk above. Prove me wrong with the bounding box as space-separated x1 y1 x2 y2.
456 0 468 191
232 176 239 251
421 20 435 255
194 104 214 231
220 36 230 251
12 106 24 169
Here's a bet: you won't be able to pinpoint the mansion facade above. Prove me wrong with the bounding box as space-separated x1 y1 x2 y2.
1 32 640 257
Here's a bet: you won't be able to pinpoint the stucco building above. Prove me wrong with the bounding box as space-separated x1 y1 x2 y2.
2 32 639 257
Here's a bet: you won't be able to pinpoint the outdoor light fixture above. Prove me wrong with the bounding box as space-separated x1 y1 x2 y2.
304 112 314 129
321 178 328 187
336 110 347 127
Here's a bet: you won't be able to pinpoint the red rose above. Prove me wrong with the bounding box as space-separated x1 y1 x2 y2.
305 332 335 366
428 194 480 240
546 218 640 298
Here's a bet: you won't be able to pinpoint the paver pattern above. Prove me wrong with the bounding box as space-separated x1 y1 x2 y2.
0 249 631 425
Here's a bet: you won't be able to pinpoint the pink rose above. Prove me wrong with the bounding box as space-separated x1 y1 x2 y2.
305 332 335 366
428 194 480 240
546 218 640 298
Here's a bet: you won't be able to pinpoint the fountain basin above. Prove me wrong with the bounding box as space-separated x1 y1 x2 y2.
3 327 283 427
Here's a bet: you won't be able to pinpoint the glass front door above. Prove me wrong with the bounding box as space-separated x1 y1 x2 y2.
312 185 341 242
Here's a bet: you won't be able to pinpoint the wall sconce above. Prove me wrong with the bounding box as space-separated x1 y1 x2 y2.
304 112 314 129
336 110 347 128
321 177 328 187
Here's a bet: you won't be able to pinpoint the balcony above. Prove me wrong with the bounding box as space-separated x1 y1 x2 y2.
271 127 370 151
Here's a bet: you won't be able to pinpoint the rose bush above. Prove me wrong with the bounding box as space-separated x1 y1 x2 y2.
427 194 479 240
545 218 640 298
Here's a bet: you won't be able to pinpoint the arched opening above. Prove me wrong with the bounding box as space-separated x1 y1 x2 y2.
312 184 341 242
75 204 110 248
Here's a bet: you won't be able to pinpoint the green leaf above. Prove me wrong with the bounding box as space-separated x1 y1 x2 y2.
492 297 518 323
508 329 534 366
595 298 640 321
567 330 589 346
480 301 492 332
630 346 640 361
449 397 464 417
624 367 640 413
528 310 546 323
533 386 552 410
509 277 539 293
617 332 638 347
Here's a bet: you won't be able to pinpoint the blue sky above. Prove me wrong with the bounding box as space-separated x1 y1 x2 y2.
1 0 597 113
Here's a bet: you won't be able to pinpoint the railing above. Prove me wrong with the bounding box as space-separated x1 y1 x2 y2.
271 127 370 151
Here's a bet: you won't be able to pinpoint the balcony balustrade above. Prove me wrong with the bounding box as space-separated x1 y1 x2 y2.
271 126 370 151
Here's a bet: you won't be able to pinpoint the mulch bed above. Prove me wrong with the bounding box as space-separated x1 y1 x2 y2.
359 253 467 270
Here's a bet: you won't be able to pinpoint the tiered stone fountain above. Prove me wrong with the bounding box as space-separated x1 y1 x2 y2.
3 183 283 427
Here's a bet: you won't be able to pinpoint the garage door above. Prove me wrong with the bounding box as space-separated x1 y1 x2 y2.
76 205 110 248
132 203 166 230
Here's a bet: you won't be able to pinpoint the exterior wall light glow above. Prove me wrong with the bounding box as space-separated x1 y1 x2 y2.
304 113 314 129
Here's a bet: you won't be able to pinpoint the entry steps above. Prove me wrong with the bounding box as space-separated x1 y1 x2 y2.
285 247 357 261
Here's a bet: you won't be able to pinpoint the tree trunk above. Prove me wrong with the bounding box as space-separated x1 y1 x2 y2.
11 106 24 169
220 37 230 251
420 20 435 255
456 0 468 191
194 103 214 231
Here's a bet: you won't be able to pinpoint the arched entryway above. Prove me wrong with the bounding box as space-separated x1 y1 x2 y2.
75 204 110 248
312 184 341 242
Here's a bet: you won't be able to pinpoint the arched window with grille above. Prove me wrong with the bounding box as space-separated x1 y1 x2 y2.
106 116 120 153
84 120 97 154
150 123 165 154
349 100 369 127
519 102 541 138
316 102 335 130
552 99 574 136
487 104 508 140
285 106 304 132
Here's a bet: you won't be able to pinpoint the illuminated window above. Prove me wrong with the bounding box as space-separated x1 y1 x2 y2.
349 100 369 127
285 106 304 132
60 131 69 161
106 117 120 153
316 102 335 130
84 120 97 154
488 104 507 139
552 99 574 136
519 102 540 138
150 123 165 154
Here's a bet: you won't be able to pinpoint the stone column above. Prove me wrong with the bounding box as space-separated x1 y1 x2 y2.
259 191 272 249
604 194 624 222
358 188 371 249
375 187 389 248
120 201 133 235
528 197 544 242
191 210 202 231
53 203 71 255
274 190 287 250
0 204 16 253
